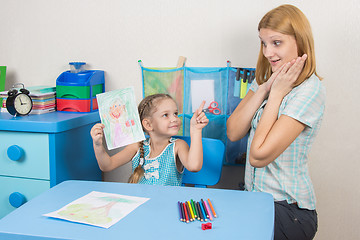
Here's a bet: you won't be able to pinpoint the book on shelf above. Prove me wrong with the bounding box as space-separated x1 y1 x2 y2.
0 85 56 114
0 85 56 98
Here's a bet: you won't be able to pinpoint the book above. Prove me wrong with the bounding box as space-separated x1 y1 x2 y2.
1 85 56 114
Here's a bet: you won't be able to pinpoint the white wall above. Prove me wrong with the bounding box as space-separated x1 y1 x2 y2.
1 0 359 239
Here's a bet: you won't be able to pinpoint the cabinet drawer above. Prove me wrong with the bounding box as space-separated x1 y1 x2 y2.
0 131 50 180
0 176 50 218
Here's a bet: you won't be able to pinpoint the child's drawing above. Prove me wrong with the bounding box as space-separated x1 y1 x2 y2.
96 87 145 150
43 191 150 228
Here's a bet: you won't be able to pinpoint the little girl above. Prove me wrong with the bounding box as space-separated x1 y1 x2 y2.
90 93 209 186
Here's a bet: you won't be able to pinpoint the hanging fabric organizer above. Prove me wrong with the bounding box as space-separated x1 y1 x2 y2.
139 60 255 165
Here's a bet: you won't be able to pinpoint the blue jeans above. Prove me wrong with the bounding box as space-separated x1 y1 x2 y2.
274 200 318 240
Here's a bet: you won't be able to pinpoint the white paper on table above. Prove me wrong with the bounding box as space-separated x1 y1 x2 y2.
43 191 150 228
190 79 214 112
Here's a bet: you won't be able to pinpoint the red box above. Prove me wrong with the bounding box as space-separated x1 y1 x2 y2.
57 98 98 112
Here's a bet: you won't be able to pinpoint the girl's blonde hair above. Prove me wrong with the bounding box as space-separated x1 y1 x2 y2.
128 141 145 183
256 4 322 87
128 93 174 183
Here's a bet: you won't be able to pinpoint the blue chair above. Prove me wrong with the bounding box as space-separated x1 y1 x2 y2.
174 136 225 188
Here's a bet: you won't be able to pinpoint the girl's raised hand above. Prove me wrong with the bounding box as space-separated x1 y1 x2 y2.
190 100 209 129
90 123 105 147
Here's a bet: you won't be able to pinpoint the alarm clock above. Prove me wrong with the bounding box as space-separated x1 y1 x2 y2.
6 83 33 116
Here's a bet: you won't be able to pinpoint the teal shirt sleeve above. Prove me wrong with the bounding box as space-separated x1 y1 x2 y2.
280 75 326 128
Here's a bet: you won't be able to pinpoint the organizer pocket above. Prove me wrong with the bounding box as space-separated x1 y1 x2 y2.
142 67 184 113
183 67 228 116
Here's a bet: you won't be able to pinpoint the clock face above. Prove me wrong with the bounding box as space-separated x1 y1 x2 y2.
14 93 33 115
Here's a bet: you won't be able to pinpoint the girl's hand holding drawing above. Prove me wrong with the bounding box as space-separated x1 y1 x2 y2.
91 123 105 147
91 121 139 172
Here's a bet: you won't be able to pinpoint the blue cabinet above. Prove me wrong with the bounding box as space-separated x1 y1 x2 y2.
0 111 102 218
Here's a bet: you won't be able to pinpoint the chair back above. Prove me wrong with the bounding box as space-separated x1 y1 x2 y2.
174 136 225 188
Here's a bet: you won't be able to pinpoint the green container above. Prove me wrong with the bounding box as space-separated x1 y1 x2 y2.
56 84 103 99
0 66 7 108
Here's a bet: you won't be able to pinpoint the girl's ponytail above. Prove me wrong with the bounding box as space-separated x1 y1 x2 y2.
128 141 145 183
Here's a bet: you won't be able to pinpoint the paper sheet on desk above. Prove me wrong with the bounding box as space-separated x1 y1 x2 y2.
43 191 150 228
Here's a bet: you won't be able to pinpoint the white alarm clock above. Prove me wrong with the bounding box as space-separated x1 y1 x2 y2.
6 83 33 116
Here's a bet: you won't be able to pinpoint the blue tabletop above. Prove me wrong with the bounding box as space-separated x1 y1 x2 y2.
0 180 274 240
0 111 100 133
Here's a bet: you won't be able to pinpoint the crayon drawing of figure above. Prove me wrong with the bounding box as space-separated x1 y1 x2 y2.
108 98 133 147
96 87 145 150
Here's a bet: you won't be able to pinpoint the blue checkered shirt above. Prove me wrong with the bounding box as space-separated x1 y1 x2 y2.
132 137 183 186
244 74 326 210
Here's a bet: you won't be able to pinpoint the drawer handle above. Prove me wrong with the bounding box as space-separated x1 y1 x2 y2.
9 192 27 208
7 145 24 161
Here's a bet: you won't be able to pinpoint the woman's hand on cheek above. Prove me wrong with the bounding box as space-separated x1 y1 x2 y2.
270 54 307 98
260 63 287 95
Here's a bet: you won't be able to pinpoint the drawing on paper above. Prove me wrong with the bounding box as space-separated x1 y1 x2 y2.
96 87 145 150
44 191 150 228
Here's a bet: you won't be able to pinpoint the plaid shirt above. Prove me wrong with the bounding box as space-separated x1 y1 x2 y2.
244 74 326 210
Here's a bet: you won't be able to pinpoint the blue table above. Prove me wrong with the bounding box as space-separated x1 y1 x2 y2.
0 180 274 239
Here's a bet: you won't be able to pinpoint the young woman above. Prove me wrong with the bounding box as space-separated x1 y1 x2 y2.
227 5 325 239
91 93 209 186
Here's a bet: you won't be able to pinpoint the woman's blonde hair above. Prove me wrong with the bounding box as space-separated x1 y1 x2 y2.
256 4 322 86
128 93 174 183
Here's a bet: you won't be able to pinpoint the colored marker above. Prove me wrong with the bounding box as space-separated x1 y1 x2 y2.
183 202 189 223
187 201 195 221
203 199 213 221
190 199 198 219
199 200 207 221
201 199 210 219
178 201 183 221
208 199 217 218
193 201 200 220
185 202 193 221
196 202 204 221
188 201 196 221
180 202 186 222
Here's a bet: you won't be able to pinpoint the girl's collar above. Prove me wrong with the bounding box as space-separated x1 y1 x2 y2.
143 137 177 146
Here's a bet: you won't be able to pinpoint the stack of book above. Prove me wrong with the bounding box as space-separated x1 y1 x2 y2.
1 86 56 114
